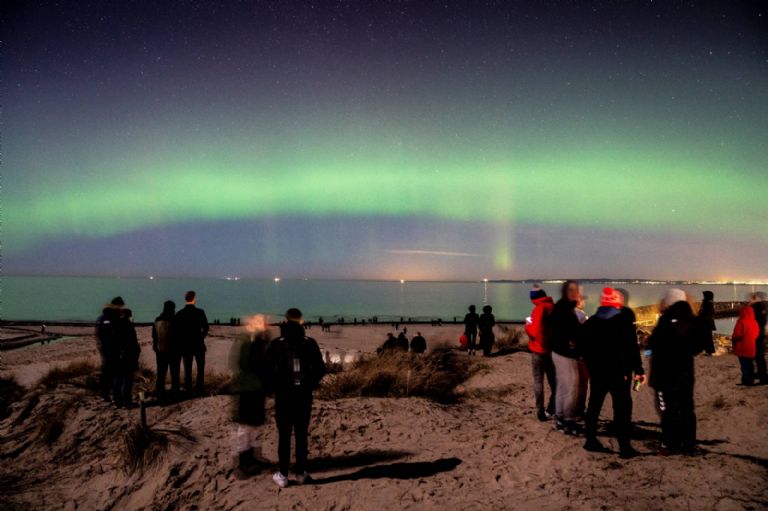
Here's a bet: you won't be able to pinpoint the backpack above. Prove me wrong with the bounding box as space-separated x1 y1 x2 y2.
283 338 313 389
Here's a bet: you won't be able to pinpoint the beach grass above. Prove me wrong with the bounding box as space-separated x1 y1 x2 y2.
0 374 25 419
121 424 169 474
38 359 98 390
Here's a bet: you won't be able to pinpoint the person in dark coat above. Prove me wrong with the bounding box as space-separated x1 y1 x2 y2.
378 333 398 353
550 280 584 434
95 297 124 402
582 288 646 458
410 332 427 354
152 300 178 403
648 289 706 454
396 331 409 351
751 292 768 384
478 305 496 357
113 308 140 408
175 290 209 396
464 305 480 356
230 314 270 472
264 308 326 488
698 291 716 355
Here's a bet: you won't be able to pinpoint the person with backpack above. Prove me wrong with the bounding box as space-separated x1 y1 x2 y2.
95 296 123 402
410 332 427 354
113 307 140 408
525 285 556 422
648 288 706 454
265 308 326 488
175 291 209 396
152 300 178 404
581 288 646 459
478 305 496 357
464 305 480 356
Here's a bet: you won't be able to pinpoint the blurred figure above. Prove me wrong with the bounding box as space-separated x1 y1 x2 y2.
751 292 768 384
582 288 646 459
95 296 123 402
574 286 590 420
396 331 409 351
732 297 760 386
378 333 398 353
410 331 427 354
525 284 556 422
230 314 270 473
550 280 584 434
479 305 496 357
176 291 209 396
114 308 140 408
265 308 326 488
464 305 480 356
648 288 706 454
152 300 178 404
698 291 716 355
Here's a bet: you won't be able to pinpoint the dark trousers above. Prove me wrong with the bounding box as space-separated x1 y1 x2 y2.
531 352 556 414
656 383 696 452
100 355 116 400
155 351 180 400
466 332 477 353
113 366 135 406
755 335 767 383
275 392 313 476
480 333 494 357
585 375 633 450
183 347 206 395
738 356 755 385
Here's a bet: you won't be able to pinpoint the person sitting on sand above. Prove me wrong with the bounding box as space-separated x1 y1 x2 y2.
152 300 178 404
113 308 140 409
410 332 427 354
581 288 646 459
464 305 480 356
478 305 495 357
731 297 760 386
95 297 124 403
751 292 768 385
175 291 209 397
264 308 326 488
648 289 706 454
397 331 409 351
525 285 556 422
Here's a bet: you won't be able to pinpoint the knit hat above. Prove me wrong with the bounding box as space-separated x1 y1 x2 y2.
529 284 547 301
599 287 623 309
663 288 687 308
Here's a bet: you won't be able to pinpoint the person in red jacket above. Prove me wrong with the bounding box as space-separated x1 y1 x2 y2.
732 301 760 386
526 284 557 421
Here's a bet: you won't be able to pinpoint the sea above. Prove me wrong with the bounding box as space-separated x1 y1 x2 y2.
2 276 764 334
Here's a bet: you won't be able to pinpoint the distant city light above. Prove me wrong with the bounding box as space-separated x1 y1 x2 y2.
400 279 406 284
274 277 281 283
483 278 489 282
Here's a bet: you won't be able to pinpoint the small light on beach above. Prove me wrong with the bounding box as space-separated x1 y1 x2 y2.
274 277 281 283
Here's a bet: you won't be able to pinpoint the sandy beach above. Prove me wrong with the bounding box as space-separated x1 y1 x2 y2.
1 324 767 510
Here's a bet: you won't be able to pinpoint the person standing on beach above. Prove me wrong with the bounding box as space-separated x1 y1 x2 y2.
751 292 768 384
397 331 409 352
410 332 427 354
731 298 760 386
698 291 717 355
581 288 646 458
478 305 496 357
152 300 178 404
574 287 590 420
648 289 705 454
265 308 326 488
525 285 556 422
175 291 209 397
464 305 480 356
95 297 124 403
550 280 583 435
113 308 140 408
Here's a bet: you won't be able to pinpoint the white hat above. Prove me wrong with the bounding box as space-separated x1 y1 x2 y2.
663 288 687 308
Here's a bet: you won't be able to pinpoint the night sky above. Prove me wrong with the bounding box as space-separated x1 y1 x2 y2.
4 1 767 281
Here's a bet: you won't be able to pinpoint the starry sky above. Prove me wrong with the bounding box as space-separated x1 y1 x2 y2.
4 1 768 281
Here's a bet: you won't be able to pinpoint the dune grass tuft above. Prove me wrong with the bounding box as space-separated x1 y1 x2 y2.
494 325 527 353
121 424 169 474
38 360 98 390
0 375 25 420
318 347 481 404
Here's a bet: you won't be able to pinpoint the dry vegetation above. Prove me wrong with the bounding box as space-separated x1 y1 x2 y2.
493 325 527 353
0 375 25 419
318 348 482 404
38 360 98 390
121 424 169 474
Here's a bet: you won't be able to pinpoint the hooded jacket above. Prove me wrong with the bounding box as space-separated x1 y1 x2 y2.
264 321 326 396
648 301 705 390
582 306 644 379
731 306 759 358
526 296 554 354
550 299 582 359
152 310 176 353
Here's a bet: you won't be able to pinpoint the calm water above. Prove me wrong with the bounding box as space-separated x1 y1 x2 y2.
1 276 764 333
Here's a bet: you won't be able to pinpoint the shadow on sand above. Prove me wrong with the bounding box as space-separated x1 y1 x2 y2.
312 457 462 485
307 449 413 473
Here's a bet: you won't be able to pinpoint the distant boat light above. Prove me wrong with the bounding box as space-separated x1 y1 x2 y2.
400 279 406 284
274 277 281 283
483 278 489 282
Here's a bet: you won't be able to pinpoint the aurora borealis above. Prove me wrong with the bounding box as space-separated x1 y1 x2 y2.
4 1 768 281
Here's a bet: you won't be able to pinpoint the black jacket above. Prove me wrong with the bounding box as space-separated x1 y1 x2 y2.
410 335 427 354
648 301 705 390
582 306 644 380
152 312 176 353
175 304 209 352
479 313 495 337
551 299 582 359
115 316 140 371
96 307 120 359
699 299 716 332
264 322 326 397
753 301 767 333
464 312 480 334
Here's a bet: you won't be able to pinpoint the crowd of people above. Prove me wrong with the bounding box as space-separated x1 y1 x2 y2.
93 284 768 486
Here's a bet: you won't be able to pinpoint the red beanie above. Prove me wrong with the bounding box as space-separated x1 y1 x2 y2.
600 287 624 309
